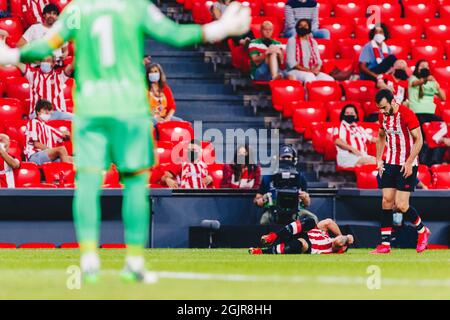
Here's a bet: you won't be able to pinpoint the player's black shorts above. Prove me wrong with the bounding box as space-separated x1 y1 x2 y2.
380 163 418 192
296 233 312 254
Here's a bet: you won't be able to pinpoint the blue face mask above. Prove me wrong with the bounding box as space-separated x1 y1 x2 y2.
148 72 160 83
40 62 52 73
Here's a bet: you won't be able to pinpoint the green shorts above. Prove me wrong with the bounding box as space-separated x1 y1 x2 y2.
73 116 154 173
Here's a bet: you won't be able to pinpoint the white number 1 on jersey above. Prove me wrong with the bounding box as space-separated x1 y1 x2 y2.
92 15 116 67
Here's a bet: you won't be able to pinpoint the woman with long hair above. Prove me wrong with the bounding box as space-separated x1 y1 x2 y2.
221 144 261 189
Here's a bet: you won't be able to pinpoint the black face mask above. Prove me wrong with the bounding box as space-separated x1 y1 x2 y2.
188 150 199 162
279 159 295 170
296 27 310 37
343 115 357 124
419 68 430 79
394 69 408 80
262 38 272 48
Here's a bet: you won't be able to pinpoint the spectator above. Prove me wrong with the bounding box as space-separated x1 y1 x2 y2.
143 54 152 67
0 134 21 188
284 0 330 39
17 56 74 120
24 100 72 165
22 0 51 27
285 19 333 82
17 4 67 60
334 104 376 168
249 21 284 81
377 59 409 105
146 63 181 124
359 23 397 81
221 144 262 189
211 0 233 20
161 140 213 189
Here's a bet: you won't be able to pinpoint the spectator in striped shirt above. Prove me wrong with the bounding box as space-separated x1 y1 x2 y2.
24 100 72 165
0 134 21 188
334 104 376 168
161 140 213 189
248 21 284 81
377 59 409 105
284 0 330 39
17 56 74 120
22 0 51 27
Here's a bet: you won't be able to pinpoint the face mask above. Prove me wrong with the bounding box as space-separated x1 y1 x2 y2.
40 62 52 73
262 38 273 47
343 115 357 124
237 154 249 165
188 150 199 162
148 72 160 83
296 27 310 37
394 69 408 80
419 68 430 79
373 34 385 44
39 113 51 122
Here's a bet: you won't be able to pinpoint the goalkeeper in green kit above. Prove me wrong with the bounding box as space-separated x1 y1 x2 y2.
0 0 251 283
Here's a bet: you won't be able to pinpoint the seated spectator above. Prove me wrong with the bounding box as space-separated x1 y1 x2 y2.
249 21 284 81
377 59 409 105
286 19 333 83
17 4 67 60
0 134 21 188
359 23 397 81
211 0 233 20
334 104 376 168
221 144 262 189
161 140 213 189
24 100 72 165
147 63 181 124
17 56 74 120
284 0 330 39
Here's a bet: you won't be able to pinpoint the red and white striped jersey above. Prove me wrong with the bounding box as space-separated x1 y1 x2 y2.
24 119 64 160
379 105 420 166
170 161 210 189
307 229 334 254
25 65 69 115
0 156 17 188
336 121 372 155
381 74 408 104
23 0 50 25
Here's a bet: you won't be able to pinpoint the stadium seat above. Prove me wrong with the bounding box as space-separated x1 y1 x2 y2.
292 103 328 137
0 98 23 121
8 139 22 161
52 0 74 11
0 65 22 81
101 244 127 249
355 164 379 189
237 0 263 16
440 0 450 19
422 122 448 148
326 101 364 122
227 39 250 73
417 164 432 188
385 40 411 60
14 163 41 187
336 38 366 60
9 0 22 18
103 165 122 189
155 121 194 143
250 16 281 38
19 243 56 249
404 1 438 20
269 80 304 113
5 77 31 115
0 80 4 97
362 101 379 118
359 122 380 156
306 81 342 102
424 20 450 40
431 164 450 189
317 1 333 18
201 141 216 165
191 0 213 24
63 78 74 100
42 162 75 187
320 18 354 39
60 243 79 249
334 1 367 19
262 1 286 25
321 59 355 75
0 17 24 44
208 163 224 189
431 61 450 84
316 39 336 60
388 20 424 40
0 0 6 11
366 0 402 19
342 80 376 104
149 163 172 188
47 120 72 134
410 40 445 60
0 243 16 249
156 141 176 165
353 21 375 40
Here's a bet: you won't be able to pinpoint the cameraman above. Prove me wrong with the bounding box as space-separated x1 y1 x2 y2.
254 145 318 225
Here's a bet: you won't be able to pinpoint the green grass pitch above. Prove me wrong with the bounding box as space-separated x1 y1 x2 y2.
0 248 449 299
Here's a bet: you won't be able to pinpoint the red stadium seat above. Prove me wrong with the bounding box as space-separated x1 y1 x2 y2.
336 38 366 60
417 164 432 188
100 244 126 249
42 162 75 187
149 163 172 188
359 122 380 156
431 164 450 189
263 1 286 25
424 20 450 40
431 61 450 84
441 1 450 19
9 0 23 17
52 0 73 11
47 120 72 133
422 122 449 148
326 101 364 122
227 39 250 73
155 121 194 143
4 120 28 148
250 16 281 38
237 0 263 16
388 19 424 40
0 80 4 96
60 243 79 249
334 0 367 19
14 162 41 187
0 65 22 81
316 39 336 60
19 243 56 249
269 79 304 113
0 17 24 44
208 163 224 188
0 98 23 121
292 102 327 137
63 78 74 100
386 40 411 60
362 101 379 118
8 139 22 160
320 18 354 39
355 164 379 189
366 0 402 19
321 59 355 75
353 21 375 40
191 0 213 24
317 2 333 19
103 164 122 189
306 81 342 102
201 141 216 165
0 0 6 11
410 40 444 60
0 243 16 249
156 141 176 165
342 80 376 104
5 77 31 115
404 0 438 20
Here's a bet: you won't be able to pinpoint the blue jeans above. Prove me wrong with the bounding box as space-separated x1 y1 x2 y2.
284 28 330 40
253 62 272 81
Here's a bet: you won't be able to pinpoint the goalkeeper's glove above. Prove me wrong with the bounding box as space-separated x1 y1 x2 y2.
0 42 20 65
202 2 251 43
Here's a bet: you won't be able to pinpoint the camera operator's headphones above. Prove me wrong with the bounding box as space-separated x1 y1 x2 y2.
279 144 298 164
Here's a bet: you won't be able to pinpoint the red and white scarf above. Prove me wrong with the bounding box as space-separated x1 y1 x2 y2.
371 40 389 64
296 35 319 69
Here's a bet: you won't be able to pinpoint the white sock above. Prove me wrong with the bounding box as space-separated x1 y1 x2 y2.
81 252 100 272
126 256 145 272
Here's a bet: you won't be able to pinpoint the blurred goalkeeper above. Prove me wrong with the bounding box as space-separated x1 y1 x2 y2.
0 0 251 283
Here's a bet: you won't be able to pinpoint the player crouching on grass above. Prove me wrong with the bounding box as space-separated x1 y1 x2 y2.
372 89 431 254
249 217 354 255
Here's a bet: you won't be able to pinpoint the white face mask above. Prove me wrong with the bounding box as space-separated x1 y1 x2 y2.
40 62 53 73
373 34 385 44
148 72 160 83
39 113 51 122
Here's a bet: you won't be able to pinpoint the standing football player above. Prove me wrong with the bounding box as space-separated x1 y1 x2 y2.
372 89 431 254
0 0 251 282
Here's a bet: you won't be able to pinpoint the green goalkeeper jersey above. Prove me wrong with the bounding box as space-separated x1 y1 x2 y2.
20 0 203 117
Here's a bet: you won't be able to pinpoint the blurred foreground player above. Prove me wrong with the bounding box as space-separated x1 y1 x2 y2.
0 0 251 282
249 218 354 255
373 89 431 254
